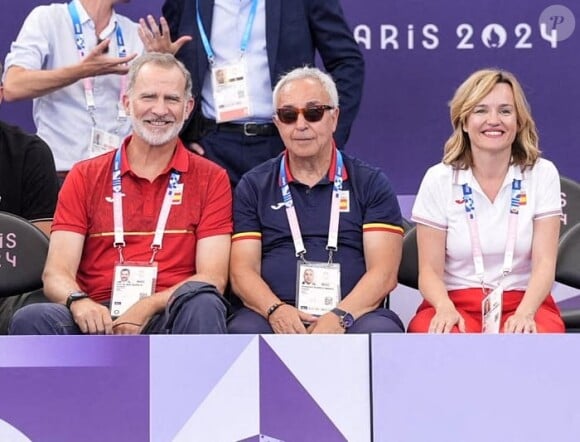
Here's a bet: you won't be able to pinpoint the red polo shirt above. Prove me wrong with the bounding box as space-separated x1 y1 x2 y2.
53 137 232 303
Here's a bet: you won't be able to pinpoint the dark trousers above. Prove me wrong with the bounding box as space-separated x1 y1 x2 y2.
9 288 228 335
0 289 49 334
228 306 405 334
199 128 285 186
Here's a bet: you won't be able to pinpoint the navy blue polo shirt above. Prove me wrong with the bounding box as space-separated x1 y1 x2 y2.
233 149 404 304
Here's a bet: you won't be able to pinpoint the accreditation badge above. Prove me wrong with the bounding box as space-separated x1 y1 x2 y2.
296 261 341 316
110 262 157 318
89 128 121 158
212 61 252 123
482 284 503 334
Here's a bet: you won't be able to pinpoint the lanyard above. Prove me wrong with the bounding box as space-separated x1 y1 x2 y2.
112 148 181 263
461 175 522 288
279 150 344 262
196 0 259 64
68 1 128 125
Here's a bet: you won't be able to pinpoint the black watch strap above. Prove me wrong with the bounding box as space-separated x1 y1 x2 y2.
66 291 89 309
330 307 354 329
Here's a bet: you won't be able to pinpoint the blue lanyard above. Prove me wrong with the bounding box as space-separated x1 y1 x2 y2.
461 179 522 220
68 1 126 58
68 1 128 121
279 149 345 259
196 0 259 64
111 148 181 262
279 150 344 208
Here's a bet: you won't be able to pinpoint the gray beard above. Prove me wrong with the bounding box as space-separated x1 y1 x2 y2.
131 118 185 146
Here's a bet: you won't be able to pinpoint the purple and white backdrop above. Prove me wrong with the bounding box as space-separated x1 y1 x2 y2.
1 335 579 441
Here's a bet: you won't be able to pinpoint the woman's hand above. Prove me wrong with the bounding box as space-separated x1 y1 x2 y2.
428 304 465 333
504 312 537 333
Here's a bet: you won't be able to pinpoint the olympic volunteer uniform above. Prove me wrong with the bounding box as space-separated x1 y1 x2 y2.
408 159 564 332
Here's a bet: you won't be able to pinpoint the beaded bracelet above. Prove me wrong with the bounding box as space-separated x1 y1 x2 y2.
266 302 285 319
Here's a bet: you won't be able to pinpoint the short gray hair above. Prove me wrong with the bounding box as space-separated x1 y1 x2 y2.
126 52 192 100
272 66 339 109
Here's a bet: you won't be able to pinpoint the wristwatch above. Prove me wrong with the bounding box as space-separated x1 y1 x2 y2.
66 291 89 309
330 308 354 329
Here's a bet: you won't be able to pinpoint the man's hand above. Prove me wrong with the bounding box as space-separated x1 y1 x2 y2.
268 304 318 334
80 39 138 77
307 311 345 334
70 298 113 334
112 297 157 335
138 15 192 55
189 142 205 156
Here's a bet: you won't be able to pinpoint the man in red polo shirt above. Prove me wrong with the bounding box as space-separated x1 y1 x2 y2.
10 52 232 335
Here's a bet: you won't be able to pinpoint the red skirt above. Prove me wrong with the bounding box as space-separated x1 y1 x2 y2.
407 288 564 333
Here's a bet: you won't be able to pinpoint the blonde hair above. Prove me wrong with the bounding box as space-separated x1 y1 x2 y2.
443 68 540 169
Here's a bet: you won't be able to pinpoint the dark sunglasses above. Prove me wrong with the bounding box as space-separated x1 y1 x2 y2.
276 105 334 124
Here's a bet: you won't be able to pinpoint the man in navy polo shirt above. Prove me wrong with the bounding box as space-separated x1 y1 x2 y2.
228 67 404 334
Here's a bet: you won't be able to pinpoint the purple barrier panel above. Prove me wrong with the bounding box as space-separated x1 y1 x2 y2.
239 436 284 442
150 335 370 442
372 334 580 442
0 336 149 442
150 334 256 442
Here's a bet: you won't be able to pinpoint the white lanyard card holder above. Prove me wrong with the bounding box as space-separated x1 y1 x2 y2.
482 284 503 334
296 261 341 316
110 262 158 318
212 61 252 123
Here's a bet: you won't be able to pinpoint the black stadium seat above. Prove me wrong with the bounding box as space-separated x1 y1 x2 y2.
555 222 580 332
560 175 580 238
556 176 580 331
0 211 49 297
397 225 418 290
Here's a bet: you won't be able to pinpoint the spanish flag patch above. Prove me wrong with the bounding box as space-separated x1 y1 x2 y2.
339 190 350 212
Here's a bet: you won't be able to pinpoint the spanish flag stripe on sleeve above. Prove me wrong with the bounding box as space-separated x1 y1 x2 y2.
232 232 262 241
363 223 404 236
